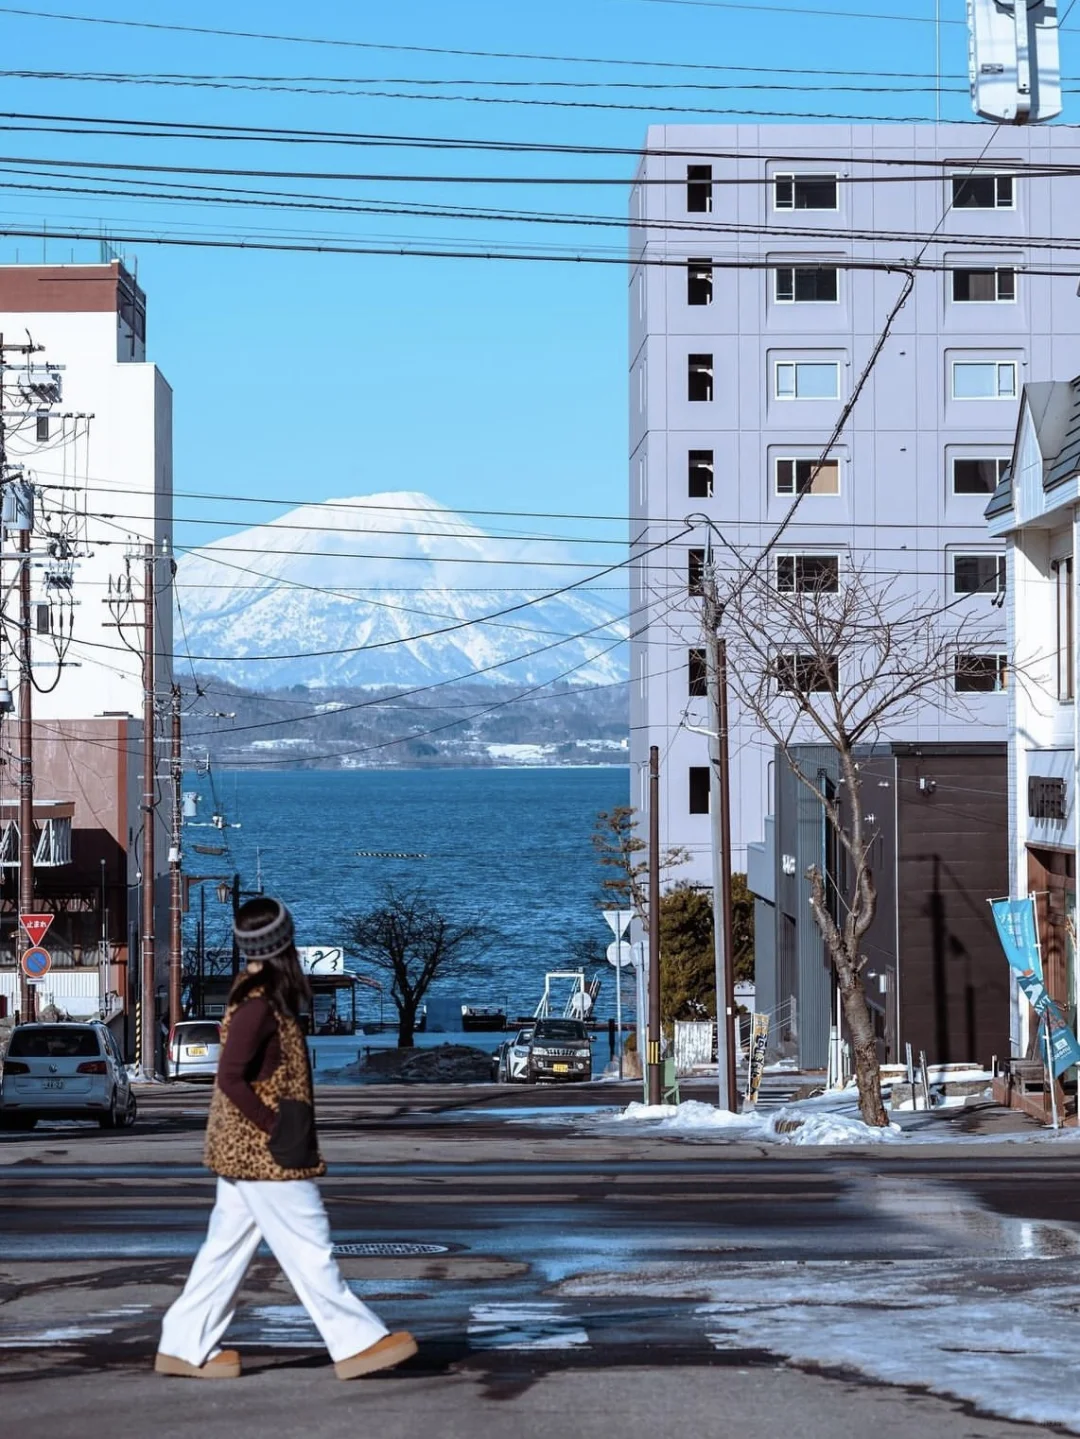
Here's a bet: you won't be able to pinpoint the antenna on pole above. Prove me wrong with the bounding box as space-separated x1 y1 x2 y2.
968 0 1062 123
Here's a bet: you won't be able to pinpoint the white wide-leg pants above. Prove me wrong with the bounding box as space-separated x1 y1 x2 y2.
159 1177 389 1366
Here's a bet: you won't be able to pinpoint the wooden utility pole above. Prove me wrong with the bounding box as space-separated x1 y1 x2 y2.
140 543 156 1077
704 561 737 1111
17 520 33 1023
646 744 662 1106
168 684 183 1035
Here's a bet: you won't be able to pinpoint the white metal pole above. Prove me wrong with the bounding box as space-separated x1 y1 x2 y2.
1046 1022 1060 1130
616 950 623 1080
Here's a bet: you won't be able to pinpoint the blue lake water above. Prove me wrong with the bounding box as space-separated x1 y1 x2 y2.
184 766 630 1025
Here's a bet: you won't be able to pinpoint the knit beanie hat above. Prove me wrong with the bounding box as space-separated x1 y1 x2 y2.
234 896 295 962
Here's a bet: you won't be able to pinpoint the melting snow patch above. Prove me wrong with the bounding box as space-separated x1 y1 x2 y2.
468 1302 589 1350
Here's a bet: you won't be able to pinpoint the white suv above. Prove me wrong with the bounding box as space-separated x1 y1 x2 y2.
0 1022 136 1131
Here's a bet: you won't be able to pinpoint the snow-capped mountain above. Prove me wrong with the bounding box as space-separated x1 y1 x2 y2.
177 492 628 690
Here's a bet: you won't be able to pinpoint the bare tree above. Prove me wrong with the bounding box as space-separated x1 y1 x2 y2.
343 885 496 1047
720 557 1005 1126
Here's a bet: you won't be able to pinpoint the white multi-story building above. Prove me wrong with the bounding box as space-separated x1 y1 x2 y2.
0 261 173 1028
0 260 173 717
629 123 1080 886
988 375 1080 1056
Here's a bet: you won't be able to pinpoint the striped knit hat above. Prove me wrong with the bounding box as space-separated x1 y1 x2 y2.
234 897 295 962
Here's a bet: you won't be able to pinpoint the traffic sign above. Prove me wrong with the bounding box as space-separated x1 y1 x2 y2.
20 946 51 980
602 909 632 939
606 941 634 970
19 912 53 947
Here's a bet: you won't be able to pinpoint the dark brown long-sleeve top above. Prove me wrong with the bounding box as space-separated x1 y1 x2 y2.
215 997 282 1135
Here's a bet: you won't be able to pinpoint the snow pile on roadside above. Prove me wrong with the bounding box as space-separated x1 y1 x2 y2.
772 1109 901 1145
614 1098 899 1144
617 1100 769 1134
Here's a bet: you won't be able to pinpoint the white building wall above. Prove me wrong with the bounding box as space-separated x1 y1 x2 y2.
0 279 173 721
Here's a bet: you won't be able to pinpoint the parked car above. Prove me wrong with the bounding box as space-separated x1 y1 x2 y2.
525 1018 593 1084
167 1020 222 1082
0 1022 136 1131
492 1027 534 1083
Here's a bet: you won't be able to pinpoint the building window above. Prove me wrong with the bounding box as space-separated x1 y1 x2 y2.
953 456 1009 495
951 267 1016 303
688 547 706 596
954 653 1008 692
776 653 839 694
775 361 840 400
689 766 711 814
776 554 840 594
688 449 714 497
774 173 838 211
774 266 839 303
687 258 713 306
951 361 1017 400
688 647 708 697
1029 776 1067 821
775 457 840 496
952 173 1014 210
35 413 49 443
687 164 713 214
35 604 51 635
688 354 714 402
953 553 1005 595
1055 556 1074 701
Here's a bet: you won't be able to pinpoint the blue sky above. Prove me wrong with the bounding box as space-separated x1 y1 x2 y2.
0 2 1039 554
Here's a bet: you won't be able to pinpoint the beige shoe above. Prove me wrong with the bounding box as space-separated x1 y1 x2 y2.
154 1349 242 1379
334 1331 418 1380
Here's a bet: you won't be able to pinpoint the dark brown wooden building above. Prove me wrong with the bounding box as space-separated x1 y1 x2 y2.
750 742 1010 1070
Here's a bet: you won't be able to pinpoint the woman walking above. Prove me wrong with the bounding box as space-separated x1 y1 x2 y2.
156 896 416 1381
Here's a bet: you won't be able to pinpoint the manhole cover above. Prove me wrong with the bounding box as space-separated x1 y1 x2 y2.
332 1242 450 1257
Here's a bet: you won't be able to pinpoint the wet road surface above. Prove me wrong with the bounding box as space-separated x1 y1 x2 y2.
3 1083 1080 1436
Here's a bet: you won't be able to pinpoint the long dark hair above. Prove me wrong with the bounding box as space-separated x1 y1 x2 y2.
228 898 310 1019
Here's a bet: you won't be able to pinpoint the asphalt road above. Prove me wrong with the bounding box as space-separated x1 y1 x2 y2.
3 1083 1080 1438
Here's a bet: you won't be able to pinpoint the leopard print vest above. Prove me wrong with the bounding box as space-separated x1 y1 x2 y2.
204 995 326 1182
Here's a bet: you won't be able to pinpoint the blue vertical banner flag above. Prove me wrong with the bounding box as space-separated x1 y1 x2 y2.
989 897 1043 980
990 897 1080 1079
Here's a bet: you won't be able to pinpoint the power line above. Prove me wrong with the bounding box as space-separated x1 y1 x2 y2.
623 0 962 19
0 4 966 64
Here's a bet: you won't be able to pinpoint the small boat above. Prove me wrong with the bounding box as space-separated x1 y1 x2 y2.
461 1004 507 1033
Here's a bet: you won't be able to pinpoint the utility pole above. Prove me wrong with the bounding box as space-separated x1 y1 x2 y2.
168 684 183 1034
646 744 662 1106
140 543 156 1078
703 560 737 1111
16 514 33 1022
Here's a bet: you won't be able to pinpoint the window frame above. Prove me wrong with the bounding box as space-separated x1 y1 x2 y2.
686 164 713 215
774 455 841 497
688 547 706 596
687 257 714 307
773 265 840 304
688 647 708 698
775 553 841 595
775 652 840 696
773 172 839 212
1054 556 1075 702
950 360 1017 401
950 172 1015 211
953 653 1009 693
689 765 711 814
774 360 841 401
951 456 1010 496
950 266 1017 304
688 353 714 403
688 449 714 498
951 552 1006 597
